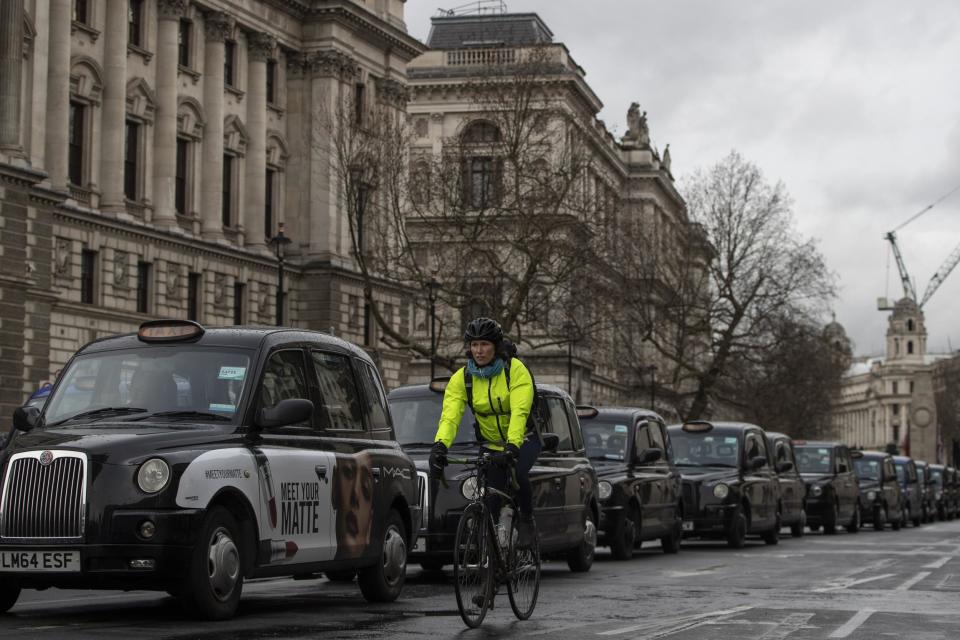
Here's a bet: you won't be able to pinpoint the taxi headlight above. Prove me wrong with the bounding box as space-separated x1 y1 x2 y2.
137 458 170 494
810 485 823 497
867 490 877 502
461 476 479 501
599 481 613 501
713 483 730 499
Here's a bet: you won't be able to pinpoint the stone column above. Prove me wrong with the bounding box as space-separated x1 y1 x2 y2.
243 31 274 250
152 0 189 229
44 0 71 189
100 0 130 213
200 11 231 240
0 0 24 152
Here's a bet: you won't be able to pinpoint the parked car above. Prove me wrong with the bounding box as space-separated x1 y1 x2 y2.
1 320 421 619
947 467 960 519
765 432 807 537
914 461 935 523
666 421 780 548
387 380 599 573
928 464 951 520
578 406 682 559
793 442 861 534
854 451 905 530
893 456 924 527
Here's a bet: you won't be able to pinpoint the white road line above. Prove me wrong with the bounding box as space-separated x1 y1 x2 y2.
895 571 931 591
923 556 952 569
597 604 753 636
829 609 875 638
813 573 896 592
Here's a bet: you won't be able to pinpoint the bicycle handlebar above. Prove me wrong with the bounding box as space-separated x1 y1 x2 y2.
435 451 518 492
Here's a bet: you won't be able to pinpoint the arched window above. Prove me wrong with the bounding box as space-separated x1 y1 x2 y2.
462 120 501 144
125 77 156 209
907 341 914 354
68 57 104 200
265 131 289 239
222 115 249 231
175 98 205 218
907 319 914 332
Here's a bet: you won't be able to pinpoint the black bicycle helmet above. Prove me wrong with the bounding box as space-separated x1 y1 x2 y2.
464 317 503 343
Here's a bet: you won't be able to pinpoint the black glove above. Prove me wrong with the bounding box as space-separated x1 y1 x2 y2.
429 441 448 478
497 443 520 468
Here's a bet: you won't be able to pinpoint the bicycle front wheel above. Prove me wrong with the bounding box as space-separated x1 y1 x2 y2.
453 503 492 628
506 515 540 620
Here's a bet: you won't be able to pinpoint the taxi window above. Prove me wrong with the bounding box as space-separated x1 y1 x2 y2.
543 397 573 451
647 422 666 451
311 351 364 431
917 466 926 484
795 447 833 474
775 442 788 464
259 350 310 427
563 399 584 450
855 458 880 480
357 361 390 431
836 450 850 474
907 463 917 482
895 464 906 484
744 432 767 461
635 423 653 453
884 459 896 480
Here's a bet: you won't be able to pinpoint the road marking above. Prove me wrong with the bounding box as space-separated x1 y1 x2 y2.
924 556 952 569
597 604 753 636
758 612 817 639
813 573 896 592
895 571 931 591
829 609 875 638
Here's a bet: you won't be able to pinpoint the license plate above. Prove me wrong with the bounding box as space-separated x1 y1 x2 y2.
682 521 694 531
0 550 81 572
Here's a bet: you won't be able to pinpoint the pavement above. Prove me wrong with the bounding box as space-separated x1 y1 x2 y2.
3 519 959 639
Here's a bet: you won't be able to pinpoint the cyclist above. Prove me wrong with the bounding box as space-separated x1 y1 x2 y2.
429 317 541 546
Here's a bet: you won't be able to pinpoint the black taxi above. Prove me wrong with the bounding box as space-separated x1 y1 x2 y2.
388 381 599 573
765 432 807 537
794 441 861 534
666 421 780 548
893 456 924 527
928 464 952 520
0 320 420 619
578 407 682 559
854 451 904 530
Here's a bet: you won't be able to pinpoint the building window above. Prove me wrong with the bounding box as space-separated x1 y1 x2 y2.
233 282 245 325
187 272 201 321
68 101 85 186
265 168 275 239
892 381 898 394
136 262 151 313
175 138 188 215
354 83 365 124
224 40 236 87
266 60 277 104
128 0 143 48
467 157 502 209
74 0 89 24
80 250 97 304
178 19 191 68
222 154 233 227
907 341 914 354
124 120 139 200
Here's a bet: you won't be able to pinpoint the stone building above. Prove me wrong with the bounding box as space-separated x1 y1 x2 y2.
405 12 709 414
0 0 424 419
827 299 947 461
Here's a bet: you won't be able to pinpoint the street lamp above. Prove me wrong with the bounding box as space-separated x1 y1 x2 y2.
267 222 292 327
425 276 441 379
350 164 373 344
647 364 657 410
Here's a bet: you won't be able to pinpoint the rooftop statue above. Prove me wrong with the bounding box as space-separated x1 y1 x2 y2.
624 102 650 146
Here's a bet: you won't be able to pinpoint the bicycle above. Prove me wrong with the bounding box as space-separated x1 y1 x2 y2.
440 450 541 628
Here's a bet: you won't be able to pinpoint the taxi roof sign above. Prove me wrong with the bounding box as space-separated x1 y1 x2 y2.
576 405 599 419
138 319 205 342
428 376 451 393
681 420 714 433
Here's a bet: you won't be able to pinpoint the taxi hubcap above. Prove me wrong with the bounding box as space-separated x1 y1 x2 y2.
207 527 240 601
584 518 597 552
382 525 406 585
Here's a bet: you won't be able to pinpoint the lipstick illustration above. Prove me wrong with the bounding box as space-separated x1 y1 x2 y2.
268 539 299 562
254 450 278 529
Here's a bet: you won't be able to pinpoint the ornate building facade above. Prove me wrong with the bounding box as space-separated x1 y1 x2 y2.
0 0 423 419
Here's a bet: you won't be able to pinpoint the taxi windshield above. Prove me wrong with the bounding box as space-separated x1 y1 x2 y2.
795 447 833 474
854 458 880 480
581 420 631 461
670 432 740 467
895 464 907 483
43 346 253 426
389 395 475 447
931 469 944 487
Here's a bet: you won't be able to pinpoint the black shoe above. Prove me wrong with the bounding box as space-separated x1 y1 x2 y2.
516 516 535 547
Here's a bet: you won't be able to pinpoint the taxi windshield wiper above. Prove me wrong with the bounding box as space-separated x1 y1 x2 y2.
450 440 482 448
137 410 232 422
49 406 148 425
399 441 438 447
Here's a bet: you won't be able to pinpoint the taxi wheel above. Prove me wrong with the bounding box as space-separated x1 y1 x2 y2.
891 508 902 530
183 506 244 620
845 504 861 533
823 501 839 535
726 507 747 549
609 507 637 560
873 505 887 531
324 570 357 582
358 509 407 603
566 510 597 572
0 582 20 613
790 509 806 537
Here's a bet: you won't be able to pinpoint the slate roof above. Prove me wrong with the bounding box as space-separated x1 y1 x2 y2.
426 13 554 50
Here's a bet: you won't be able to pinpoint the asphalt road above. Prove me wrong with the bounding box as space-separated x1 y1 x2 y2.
3 519 960 639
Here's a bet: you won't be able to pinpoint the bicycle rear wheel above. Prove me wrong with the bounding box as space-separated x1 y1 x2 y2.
506 515 540 620
453 503 492 628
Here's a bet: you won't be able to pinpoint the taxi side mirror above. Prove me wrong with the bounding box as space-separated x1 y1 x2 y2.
776 461 794 473
635 447 663 465
541 433 560 452
748 456 767 471
12 406 40 433
255 398 314 429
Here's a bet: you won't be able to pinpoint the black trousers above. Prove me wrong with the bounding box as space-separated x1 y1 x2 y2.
484 433 542 518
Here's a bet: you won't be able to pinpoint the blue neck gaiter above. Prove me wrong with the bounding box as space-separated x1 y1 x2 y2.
466 357 505 379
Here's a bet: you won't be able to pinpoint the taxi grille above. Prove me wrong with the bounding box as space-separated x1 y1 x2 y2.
417 471 429 531
0 452 87 540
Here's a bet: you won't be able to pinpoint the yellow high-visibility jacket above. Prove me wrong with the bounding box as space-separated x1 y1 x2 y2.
435 358 534 450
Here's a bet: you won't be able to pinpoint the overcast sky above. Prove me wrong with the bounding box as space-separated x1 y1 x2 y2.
403 1 960 357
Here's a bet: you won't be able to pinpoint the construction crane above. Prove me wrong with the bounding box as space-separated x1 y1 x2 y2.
878 183 960 311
